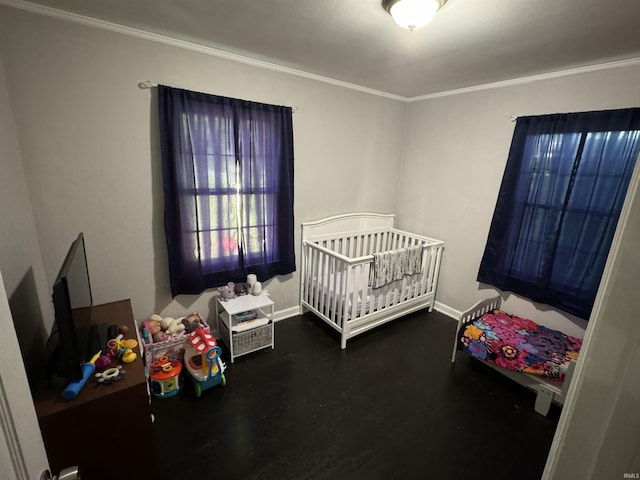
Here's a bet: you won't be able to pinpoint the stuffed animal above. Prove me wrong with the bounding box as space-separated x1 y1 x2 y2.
166 318 186 335
145 317 162 337
218 282 236 301
160 316 176 331
182 312 203 333
152 330 169 343
144 314 185 341
141 316 164 344
234 282 249 296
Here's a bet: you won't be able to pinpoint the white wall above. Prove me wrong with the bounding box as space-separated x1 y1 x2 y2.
0 7 406 326
544 153 640 479
397 63 640 337
0 47 52 383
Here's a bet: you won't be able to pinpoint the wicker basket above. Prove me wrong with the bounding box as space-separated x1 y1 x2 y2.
232 322 273 356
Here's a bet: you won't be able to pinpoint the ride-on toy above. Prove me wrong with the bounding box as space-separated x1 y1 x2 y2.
184 327 227 397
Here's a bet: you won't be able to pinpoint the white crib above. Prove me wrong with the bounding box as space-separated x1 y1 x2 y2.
300 213 444 349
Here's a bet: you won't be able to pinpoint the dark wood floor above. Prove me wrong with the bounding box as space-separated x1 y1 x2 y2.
152 310 560 480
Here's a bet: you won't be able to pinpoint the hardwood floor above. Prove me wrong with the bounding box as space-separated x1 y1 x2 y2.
152 310 560 479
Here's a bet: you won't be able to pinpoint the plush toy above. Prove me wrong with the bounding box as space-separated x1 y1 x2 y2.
152 314 185 335
152 330 169 343
218 282 236 301
182 312 203 333
144 314 186 342
160 316 176 331
166 318 186 335
145 318 162 337
234 282 249 296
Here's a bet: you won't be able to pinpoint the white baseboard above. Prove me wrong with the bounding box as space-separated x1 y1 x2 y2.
434 301 460 321
274 305 301 322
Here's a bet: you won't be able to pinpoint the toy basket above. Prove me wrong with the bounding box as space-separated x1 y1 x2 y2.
141 322 210 365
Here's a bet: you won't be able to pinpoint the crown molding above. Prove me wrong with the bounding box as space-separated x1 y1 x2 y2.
2 0 639 104
0 0 406 102
407 56 640 102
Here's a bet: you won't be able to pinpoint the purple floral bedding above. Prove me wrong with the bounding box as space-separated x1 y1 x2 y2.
458 309 582 379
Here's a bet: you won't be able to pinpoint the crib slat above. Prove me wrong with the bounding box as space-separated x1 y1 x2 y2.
351 264 362 321
338 259 347 328
329 256 338 325
305 245 312 305
319 250 328 317
310 244 317 306
342 261 352 328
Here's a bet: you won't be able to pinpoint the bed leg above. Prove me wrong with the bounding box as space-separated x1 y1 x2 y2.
451 321 461 363
534 385 554 416
561 359 577 400
341 336 347 349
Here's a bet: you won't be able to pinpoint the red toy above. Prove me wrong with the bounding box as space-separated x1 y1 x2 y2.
184 327 227 397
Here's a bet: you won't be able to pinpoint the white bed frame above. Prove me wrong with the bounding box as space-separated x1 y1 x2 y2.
300 212 444 349
451 296 577 416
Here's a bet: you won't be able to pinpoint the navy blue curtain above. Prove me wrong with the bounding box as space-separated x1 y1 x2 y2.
478 108 640 319
158 86 295 296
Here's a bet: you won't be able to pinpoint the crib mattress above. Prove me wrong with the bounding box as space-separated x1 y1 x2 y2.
457 309 582 379
313 272 423 319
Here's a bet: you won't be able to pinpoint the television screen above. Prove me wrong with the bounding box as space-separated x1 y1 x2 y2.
45 233 93 380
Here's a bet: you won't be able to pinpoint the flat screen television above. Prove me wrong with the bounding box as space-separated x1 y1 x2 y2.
45 233 94 380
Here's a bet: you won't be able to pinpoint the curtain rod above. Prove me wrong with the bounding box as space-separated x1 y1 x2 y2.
138 81 298 112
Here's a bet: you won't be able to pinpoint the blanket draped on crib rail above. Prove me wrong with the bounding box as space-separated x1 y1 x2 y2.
369 245 423 289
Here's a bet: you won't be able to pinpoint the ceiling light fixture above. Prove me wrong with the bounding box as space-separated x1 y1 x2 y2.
382 0 447 31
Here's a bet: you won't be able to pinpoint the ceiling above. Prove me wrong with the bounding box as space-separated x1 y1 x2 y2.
6 0 640 98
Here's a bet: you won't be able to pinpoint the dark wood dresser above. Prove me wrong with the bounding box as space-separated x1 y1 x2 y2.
33 299 157 480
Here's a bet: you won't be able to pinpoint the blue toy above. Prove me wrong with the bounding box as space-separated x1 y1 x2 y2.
62 351 101 400
184 328 226 397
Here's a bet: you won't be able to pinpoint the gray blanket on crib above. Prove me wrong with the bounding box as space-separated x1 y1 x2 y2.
369 245 423 289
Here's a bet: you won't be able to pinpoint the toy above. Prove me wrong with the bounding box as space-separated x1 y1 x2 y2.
218 282 236 301
159 316 186 335
182 312 203 333
149 356 183 398
121 349 138 364
95 354 111 370
143 314 187 341
145 318 162 337
184 327 226 397
234 282 249 296
95 365 125 384
107 334 138 363
168 319 186 335
62 351 101 400
160 316 175 330
152 330 169 343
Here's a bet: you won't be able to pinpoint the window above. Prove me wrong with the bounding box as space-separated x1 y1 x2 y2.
158 86 295 296
478 109 640 319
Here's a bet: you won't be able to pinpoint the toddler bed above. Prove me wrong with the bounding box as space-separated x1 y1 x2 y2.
451 296 582 415
300 213 444 349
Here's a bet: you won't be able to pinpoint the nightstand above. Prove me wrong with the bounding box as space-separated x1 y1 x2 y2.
215 293 275 362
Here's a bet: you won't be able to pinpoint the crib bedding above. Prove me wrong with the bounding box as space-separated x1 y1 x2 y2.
315 272 423 319
458 309 582 379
